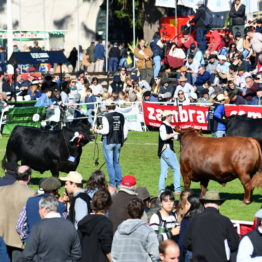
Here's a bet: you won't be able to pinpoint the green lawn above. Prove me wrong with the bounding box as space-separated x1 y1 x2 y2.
1 131 261 221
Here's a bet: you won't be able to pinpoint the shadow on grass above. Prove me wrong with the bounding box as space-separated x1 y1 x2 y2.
166 184 262 203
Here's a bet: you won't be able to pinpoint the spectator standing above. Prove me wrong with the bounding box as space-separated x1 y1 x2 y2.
119 43 128 67
237 208 262 262
207 94 226 137
150 32 164 78
0 165 36 262
229 0 246 37
112 198 159 262
159 240 180 262
0 162 18 186
188 0 209 53
183 191 239 262
0 47 7 72
83 88 96 125
178 195 204 262
94 39 105 72
16 177 66 243
86 170 108 198
134 39 153 83
109 42 120 73
68 47 78 73
78 189 113 262
246 27 262 67
22 195 81 262
150 190 180 243
86 41 96 72
108 175 139 232
206 54 219 84
60 171 91 229
93 101 128 194
158 111 181 194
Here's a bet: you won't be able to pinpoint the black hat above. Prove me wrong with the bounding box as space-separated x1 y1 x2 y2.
40 177 61 192
208 54 217 60
235 32 242 38
190 43 196 50
202 89 209 95
143 91 151 97
200 191 226 205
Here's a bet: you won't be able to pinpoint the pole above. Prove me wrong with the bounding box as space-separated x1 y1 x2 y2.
7 0 13 60
175 0 177 37
77 0 80 72
133 0 135 49
105 0 109 73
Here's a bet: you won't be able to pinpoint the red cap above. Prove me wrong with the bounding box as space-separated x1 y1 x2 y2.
121 175 136 188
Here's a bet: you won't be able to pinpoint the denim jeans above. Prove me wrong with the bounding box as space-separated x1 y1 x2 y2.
109 57 119 72
84 109 93 125
153 55 161 79
212 130 226 138
159 148 181 193
102 138 122 188
196 28 207 53
119 57 127 67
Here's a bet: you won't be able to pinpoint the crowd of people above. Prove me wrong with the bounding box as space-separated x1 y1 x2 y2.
0 4 261 111
0 164 261 262
0 0 262 261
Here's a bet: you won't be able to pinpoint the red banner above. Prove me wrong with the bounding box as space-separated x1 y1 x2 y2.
142 102 262 130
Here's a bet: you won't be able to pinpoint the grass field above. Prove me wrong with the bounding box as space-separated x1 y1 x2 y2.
1 131 261 221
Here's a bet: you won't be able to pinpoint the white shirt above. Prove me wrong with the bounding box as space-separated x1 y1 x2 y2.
98 111 128 140
160 121 178 141
173 83 195 98
236 227 262 262
44 212 61 219
90 84 104 96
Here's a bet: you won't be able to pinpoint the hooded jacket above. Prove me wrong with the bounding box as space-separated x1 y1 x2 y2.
112 219 159 262
78 214 113 262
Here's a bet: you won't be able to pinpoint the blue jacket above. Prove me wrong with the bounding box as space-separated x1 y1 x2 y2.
150 37 163 57
0 237 10 262
0 173 16 186
25 194 67 237
85 95 96 109
195 71 211 86
214 104 226 131
34 93 53 107
94 43 105 60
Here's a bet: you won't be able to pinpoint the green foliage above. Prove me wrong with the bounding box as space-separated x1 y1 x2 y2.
111 0 143 30
0 131 261 221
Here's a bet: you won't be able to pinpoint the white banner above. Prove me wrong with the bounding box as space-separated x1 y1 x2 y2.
116 105 143 132
155 0 176 8
207 0 230 12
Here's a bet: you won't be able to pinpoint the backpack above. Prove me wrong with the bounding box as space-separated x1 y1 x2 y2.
201 8 213 27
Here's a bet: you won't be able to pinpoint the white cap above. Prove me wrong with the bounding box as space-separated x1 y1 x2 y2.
217 94 226 102
162 110 174 117
218 55 227 61
59 171 83 184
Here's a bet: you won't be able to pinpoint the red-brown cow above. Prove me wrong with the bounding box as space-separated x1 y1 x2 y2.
177 128 262 204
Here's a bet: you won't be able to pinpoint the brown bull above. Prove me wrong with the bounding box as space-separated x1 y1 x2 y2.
177 128 262 204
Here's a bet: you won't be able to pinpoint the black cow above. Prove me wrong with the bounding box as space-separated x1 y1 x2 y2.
226 115 262 145
3 122 94 177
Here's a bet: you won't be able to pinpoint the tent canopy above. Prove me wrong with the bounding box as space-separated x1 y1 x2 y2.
8 51 67 65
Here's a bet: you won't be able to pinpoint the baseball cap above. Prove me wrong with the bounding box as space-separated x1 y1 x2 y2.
120 175 136 189
59 171 83 184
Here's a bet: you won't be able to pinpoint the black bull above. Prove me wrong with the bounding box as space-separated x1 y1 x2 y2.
3 122 94 177
225 115 262 146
